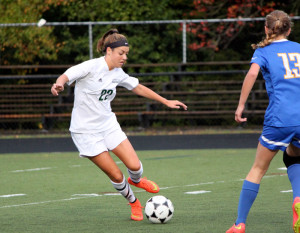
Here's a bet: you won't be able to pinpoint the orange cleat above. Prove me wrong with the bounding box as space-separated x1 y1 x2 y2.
129 198 143 221
293 197 300 233
226 223 245 233
128 177 160 193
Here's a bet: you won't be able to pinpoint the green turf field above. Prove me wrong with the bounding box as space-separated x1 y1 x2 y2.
0 149 293 233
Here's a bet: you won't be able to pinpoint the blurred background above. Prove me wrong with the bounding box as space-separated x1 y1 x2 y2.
0 0 299 135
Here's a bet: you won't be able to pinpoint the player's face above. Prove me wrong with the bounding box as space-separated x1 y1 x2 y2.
106 46 129 70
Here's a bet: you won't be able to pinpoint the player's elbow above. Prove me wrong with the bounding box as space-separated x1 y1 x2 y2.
246 69 259 81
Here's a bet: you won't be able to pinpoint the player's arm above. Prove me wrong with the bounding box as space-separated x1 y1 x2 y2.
51 74 69 96
235 63 260 123
132 84 187 110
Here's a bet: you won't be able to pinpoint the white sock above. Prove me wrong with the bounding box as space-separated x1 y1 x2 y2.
111 175 136 203
127 161 143 183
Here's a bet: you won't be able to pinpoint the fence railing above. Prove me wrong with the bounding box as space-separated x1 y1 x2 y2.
2 16 300 63
0 69 267 132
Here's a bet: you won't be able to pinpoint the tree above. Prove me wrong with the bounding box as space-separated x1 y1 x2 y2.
0 0 71 70
1 0 297 69
184 0 299 60
41 0 194 67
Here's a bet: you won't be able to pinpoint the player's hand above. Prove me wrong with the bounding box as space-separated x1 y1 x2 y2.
51 83 64 96
166 100 188 110
235 105 247 123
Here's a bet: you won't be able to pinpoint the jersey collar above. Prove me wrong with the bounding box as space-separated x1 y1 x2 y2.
272 39 288 43
100 56 110 72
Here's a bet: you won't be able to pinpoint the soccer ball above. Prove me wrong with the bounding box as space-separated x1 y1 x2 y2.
144 195 174 223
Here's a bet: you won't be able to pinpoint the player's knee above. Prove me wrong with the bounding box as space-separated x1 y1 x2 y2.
283 150 300 168
110 172 124 183
127 161 143 180
128 161 143 172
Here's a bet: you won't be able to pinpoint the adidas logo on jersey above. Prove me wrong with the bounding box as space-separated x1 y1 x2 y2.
98 78 102 82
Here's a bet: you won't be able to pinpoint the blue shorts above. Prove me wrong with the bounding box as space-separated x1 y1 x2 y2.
259 125 300 151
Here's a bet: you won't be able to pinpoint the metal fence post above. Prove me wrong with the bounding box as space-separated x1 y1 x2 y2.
88 23 93 59
182 21 187 64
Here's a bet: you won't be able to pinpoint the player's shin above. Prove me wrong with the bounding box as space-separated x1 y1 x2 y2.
111 175 136 203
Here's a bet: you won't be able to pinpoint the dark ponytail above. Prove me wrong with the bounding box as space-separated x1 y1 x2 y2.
97 29 128 54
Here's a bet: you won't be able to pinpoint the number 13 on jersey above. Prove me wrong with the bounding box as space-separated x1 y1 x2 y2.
278 53 300 79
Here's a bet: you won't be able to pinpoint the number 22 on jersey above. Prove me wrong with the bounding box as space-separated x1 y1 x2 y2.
99 89 113 101
278 53 300 79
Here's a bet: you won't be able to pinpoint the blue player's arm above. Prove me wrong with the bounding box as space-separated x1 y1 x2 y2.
235 63 260 123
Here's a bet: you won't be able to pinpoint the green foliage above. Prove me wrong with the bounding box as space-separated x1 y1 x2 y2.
40 0 192 65
1 27 58 65
184 0 300 61
0 0 72 68
1 0 300 68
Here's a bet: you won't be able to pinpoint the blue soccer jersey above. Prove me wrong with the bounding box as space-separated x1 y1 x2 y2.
251 40 300 127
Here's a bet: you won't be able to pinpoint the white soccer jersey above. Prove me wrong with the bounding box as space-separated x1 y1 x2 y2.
64 56 139 133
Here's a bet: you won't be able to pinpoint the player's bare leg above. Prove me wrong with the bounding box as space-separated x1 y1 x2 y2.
226 143 277 232
245 142 278 184
88 152 143 221
112 139 159 193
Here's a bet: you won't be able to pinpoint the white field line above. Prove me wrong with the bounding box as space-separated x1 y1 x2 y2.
8 164 287 174
10 162 122 172
185 190 211 194
0 180 224 209
278 167 287 170
0 196 98 208
0 194 26 198
11 167 54 173
281 190 292 193
0 172 286 209
72 193 101 197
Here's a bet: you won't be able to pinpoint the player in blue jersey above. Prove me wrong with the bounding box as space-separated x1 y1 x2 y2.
226 10 300 233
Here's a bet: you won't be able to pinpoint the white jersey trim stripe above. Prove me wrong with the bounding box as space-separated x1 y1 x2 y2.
261 135 289 147
294 137 300 143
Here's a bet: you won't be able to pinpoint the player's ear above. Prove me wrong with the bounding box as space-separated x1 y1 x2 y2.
264 26 268 35
106 47 112 55
286 28 291 37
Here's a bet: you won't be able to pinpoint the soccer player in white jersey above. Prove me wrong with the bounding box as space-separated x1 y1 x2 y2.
226 10 300 233
51 29 187 221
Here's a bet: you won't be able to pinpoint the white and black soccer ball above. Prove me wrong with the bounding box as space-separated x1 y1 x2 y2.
144 195 174 223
